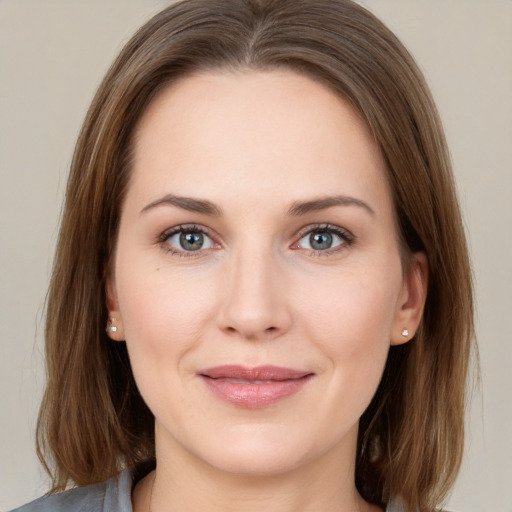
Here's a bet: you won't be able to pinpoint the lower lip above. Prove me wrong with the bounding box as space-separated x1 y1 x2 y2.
200 375 313 409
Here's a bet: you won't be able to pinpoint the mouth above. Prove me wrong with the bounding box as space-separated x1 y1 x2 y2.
198 365 314 409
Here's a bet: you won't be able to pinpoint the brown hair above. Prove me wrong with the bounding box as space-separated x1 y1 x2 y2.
37 1 475 511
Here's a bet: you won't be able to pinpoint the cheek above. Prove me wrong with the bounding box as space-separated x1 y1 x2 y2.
115 260 218 374
115 267 215 419
302 268 401 344
298 260 402 397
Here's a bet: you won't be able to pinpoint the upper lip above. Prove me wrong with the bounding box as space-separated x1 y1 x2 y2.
199 365 312 381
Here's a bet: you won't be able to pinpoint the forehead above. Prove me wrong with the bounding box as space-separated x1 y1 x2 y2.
129 69 391 215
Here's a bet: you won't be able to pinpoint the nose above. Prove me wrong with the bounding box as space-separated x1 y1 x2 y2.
217 248 292 341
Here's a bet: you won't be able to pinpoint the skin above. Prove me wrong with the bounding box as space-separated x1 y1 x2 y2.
107 69 427 512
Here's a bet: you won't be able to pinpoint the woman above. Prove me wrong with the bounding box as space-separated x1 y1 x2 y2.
12 1 475 511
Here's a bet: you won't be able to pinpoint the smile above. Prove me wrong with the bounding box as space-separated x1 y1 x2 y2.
198 365 314 409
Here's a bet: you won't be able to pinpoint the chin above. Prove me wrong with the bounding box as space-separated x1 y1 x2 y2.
182 421 343 478
203 444 309 477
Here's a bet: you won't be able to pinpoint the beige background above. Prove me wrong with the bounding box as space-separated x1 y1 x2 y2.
1 1 511 510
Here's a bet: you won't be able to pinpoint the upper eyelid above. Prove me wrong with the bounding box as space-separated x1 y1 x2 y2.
295 223 353 239
158 224 220 256
159 224 213 240
157 223 353 249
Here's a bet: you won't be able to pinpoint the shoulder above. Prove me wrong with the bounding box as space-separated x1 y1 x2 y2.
386 501 459 512
8 469 133 512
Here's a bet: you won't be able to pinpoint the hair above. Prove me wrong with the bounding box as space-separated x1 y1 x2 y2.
36 1 475 511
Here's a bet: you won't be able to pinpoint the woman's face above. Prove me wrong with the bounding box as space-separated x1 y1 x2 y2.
108 70 426 477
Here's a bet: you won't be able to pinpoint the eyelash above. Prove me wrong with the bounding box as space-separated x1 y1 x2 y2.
158 224 217 258
293 224 355 256
158 223 354 257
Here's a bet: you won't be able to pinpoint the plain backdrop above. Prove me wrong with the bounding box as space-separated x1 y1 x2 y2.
1 1 511 510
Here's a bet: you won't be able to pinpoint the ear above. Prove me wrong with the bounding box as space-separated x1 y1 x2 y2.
105 275 125 342
391 252 428 346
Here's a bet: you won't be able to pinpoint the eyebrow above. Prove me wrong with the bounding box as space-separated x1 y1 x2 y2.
140 193 374 218
140 194 222 216
287 195 375 217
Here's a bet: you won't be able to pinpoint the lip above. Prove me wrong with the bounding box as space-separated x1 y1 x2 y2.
198 365 314 409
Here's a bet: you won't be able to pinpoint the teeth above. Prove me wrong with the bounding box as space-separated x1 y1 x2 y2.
219 378 276 384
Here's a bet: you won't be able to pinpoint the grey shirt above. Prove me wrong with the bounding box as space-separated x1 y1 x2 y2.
9 470 133 512
10 469 402 512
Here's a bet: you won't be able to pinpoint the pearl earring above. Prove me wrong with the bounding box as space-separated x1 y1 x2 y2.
106 318 118 333
401 329 409 337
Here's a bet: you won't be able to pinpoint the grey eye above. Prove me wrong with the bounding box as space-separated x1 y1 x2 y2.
166 229 215 252
298 229 345 251
309 231 333 250
180 231 204 251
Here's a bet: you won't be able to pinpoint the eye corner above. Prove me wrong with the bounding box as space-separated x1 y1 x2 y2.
292 224 355 255
158 223 221 257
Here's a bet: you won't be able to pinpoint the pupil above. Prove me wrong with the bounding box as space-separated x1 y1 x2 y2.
180 231 204 251
310 231 332 250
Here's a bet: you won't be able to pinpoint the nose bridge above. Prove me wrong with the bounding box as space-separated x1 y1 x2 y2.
219 242 290 340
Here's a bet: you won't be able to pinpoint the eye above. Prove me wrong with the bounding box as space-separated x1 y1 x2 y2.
295 225 353 252
161 225 218 253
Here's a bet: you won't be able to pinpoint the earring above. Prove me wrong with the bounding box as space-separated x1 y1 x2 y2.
106 318 118 333
401 329 409 337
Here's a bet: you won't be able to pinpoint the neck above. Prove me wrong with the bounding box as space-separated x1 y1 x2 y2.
138 426 381 512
